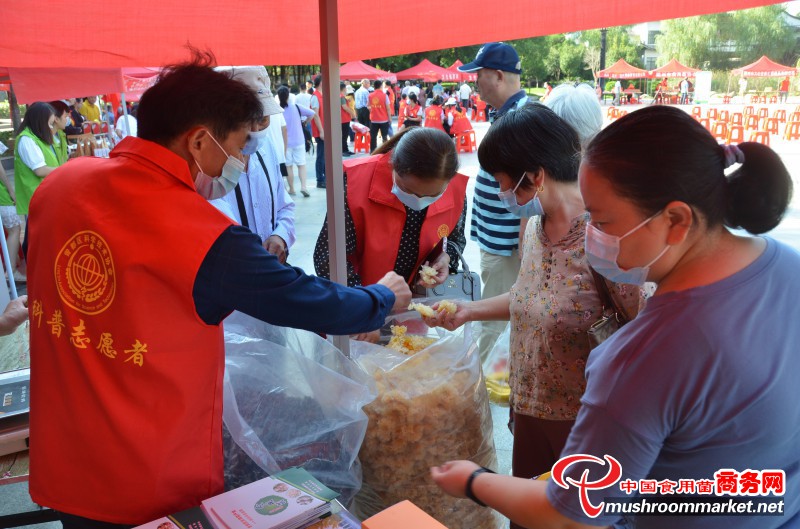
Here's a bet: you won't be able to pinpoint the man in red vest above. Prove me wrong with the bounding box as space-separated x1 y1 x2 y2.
25 52 411 529
368 79 391 152
310 74 326 187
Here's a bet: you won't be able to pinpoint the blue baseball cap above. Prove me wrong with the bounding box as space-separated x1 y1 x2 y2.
458 42 522 74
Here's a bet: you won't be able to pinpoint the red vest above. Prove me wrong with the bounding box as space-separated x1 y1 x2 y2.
27 137 233 524
450 110 473 135
387 89 396 116
340 95 351 123
312 89 324 138
344 153 468 286
424 105 445 131
404 103 420 123
369 90 389 122
398 100 407 128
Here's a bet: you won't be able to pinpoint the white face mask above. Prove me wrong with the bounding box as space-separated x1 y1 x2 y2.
242 126 270 156
194 131 245 200
584 211 669 285
391 175 444 211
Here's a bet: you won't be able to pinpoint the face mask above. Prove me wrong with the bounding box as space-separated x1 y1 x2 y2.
242 126 270 156
497 172 544 217
391 175 444 211
584 212 670 285
194 131 245 200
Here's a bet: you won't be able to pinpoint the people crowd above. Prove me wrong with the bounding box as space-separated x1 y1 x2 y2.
2 39 798 529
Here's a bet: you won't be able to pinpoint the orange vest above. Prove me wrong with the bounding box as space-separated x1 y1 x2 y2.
450 110 473 135
398 100 407 128
312 89 324 137
344 153 468 286
424 105 445 131
404 103 420 123
340 95 352 123
387 89 396 116
27 137 233 524
369 90 389 122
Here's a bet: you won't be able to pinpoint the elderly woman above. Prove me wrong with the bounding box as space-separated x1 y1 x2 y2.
314 126 468 341
432 105 797 529
424 104 643 525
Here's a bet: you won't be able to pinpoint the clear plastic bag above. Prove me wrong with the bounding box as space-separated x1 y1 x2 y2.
221 312 377 506
483 323 511 407
348 322 502 529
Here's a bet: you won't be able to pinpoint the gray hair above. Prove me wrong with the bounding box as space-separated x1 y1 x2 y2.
544 83 602 146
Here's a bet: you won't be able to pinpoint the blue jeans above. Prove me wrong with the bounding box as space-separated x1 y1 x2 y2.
315 137 325 185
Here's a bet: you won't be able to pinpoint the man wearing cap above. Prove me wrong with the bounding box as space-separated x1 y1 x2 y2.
458 42 528 360
25 53 411 529
210 66 296 264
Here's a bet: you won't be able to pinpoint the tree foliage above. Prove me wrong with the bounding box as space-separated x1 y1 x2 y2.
655 5 797 71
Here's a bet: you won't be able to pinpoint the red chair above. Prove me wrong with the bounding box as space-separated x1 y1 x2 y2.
711 121 728 142
750 95 759 104
718 110 730 123
763 118 780 136
784 121 800 141
354 131 371 153
749 131 770 146
90 122 101 134
773 109 787 124
698 117 711 132
789 112 800 123
100 122 110 134
726 125 744 145
743 106 755 117
756 107 769 120
722 95 732 104
769 96 778 104
730 112 743 126
691 106 702 119
707 108 718 120
759 96 767 105
81 121 93 134
455 130 477 153
607 107 620 120
744 114 760 131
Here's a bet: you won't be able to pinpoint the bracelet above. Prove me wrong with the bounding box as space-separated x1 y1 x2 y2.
465 466 495 507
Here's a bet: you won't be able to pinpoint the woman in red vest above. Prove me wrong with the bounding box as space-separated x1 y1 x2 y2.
401 92 423 129
424 96 446 132
313 127 469 340
398 94 408 130
447 100 473 138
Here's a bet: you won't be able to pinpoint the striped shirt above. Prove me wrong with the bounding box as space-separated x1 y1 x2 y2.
470 90 528 256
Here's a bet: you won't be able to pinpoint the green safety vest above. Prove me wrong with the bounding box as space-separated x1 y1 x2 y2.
13 128 60 215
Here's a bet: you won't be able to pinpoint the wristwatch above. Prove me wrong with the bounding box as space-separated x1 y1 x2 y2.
465 466 496 507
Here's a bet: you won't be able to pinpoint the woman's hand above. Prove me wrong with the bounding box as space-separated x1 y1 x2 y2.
351 330 380 343
430 460 480 498
421 253 450 287
421 299 471 331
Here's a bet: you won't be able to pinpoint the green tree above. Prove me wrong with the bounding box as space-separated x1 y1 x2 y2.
655 5 797 71
577 27 644 79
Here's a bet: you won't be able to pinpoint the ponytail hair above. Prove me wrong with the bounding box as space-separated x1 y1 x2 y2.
277 85 290 108
584 106 792 235
373 126 458 182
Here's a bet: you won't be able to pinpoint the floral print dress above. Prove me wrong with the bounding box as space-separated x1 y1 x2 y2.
508 213 641 420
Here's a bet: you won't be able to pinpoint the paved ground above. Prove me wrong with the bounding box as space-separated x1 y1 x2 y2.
2 102 799 527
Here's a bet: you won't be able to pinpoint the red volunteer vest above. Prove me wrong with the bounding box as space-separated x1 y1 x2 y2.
27 137 234 524
450 111 473 135
398 100 407 128
369 90 389 122
344 153 468 286
341 96 352 123
387 89 396 116
424 106 445 131
404 103 420 123
312 89 324 137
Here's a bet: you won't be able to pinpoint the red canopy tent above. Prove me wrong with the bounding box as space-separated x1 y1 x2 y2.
732 55 798 77
395 59 461 82
596 59 649 79
339 61 396 83
448 60 477 83
648 58 700 78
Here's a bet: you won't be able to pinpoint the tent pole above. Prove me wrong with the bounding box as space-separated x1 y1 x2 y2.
0 225 18 300
319 0 350 355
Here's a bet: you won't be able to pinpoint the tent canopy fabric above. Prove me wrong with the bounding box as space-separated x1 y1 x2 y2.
448 60 477 83
731 55 798 77
339 61 396 83
396 59 460 82
596 59 649 79
648 58 700 78
0 67 160 104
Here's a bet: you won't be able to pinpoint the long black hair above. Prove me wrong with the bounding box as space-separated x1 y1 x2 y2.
478 103 581 190
374 127 458 182
277 85 290 108
18 102 55 145
583 106 792 235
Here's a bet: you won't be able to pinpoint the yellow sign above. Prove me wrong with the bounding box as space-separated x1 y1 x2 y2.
54 231 116 315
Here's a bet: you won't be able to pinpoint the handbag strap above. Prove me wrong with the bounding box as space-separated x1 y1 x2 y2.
588 267 629 325
445 239 471 274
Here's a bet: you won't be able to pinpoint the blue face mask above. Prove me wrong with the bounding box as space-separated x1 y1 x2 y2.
497 172 544 217
391 175 444 211
242 126 269 156
584 212 669 285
